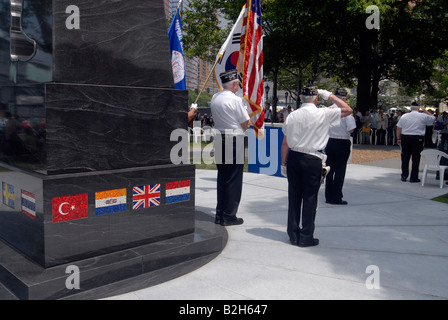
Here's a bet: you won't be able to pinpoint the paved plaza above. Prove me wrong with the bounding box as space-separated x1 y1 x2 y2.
105 150 448 300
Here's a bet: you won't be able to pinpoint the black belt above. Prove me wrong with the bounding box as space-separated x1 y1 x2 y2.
402 134 424 138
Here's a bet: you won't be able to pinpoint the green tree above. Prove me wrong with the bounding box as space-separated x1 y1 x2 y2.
182 0 448 113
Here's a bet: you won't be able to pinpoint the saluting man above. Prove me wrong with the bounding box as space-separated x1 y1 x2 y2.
281 85 352 247
211 70 250 226
325 88 356 205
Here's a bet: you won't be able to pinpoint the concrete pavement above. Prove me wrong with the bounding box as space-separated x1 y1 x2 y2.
105 151 448 300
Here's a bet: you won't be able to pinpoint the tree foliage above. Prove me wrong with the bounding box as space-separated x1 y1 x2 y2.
182 0 448 111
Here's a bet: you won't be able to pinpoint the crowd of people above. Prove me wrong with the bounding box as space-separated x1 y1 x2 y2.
262 102 446 150
353 107 445 149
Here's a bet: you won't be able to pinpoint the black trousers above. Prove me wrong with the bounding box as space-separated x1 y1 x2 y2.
325 138 351 203
377 128 386 145
371 128 377 145
287 151 322 243
215 136 245 221
401 135 424 181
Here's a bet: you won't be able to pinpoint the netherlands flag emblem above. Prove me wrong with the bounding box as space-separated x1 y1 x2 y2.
166 180 190 204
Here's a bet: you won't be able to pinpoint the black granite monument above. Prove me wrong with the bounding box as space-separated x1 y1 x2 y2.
0 0 225 300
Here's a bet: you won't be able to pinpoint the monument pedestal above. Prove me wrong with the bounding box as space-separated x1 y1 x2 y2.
0 211 227 300
0 0 225 299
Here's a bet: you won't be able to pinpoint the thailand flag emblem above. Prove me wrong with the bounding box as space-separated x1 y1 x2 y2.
133 184 161 210
21 190 36 219
166 180 190 204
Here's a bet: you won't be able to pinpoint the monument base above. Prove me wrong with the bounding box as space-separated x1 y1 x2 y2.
0 211 227 300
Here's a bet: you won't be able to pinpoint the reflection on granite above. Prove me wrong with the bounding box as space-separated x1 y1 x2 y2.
0 211 227 300
53 0 174 87
0 85 46 172
46 83 188 174
1 0 172 87
9 0 37 62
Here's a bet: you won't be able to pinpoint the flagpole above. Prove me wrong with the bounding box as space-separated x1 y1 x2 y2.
194 60 219 104
177 0 183 10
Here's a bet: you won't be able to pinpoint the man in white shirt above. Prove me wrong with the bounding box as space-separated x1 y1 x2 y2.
324 88 356 205
211 70 250 226
375 109 388 145
281 85 352 247
397 102 435 183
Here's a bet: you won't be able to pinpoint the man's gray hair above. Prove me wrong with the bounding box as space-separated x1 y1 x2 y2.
301 94 317 103
223 79 239 90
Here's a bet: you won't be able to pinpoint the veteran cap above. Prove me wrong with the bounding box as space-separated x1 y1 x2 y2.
220 70 238 84
335 88 348 97
301 84 318 96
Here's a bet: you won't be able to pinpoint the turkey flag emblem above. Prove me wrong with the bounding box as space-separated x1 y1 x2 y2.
52 194 88 223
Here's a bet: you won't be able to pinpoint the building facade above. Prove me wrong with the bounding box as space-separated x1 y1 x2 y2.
164 0 218 96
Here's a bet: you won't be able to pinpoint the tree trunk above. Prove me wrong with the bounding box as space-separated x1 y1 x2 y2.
371 67 381 109
296 66 303 109
356 28 375 113
272 68 278 123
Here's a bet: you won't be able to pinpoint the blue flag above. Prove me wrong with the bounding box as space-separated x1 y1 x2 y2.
168 9 186 90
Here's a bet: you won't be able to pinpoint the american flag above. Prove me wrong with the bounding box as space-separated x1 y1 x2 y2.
133 184 161 210
240 0 265 139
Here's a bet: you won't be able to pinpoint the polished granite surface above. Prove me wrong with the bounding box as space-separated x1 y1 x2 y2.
0 211 227 300
1 0 173 87
0 0 181 174
0 0 194 276
0 163 195 268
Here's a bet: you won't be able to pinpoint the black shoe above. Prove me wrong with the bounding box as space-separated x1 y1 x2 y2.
220 217 244 226
409 179 421 183
326 200 348 205
290 240 299 246
298 238 319 247
215 215 222 224
401 176 407 182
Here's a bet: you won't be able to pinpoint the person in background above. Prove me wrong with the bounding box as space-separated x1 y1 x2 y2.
264 103 272 123
387 111 395 146
376 109 388 145
352 107 362 144
425 109 435 148
397 102 435 183
393 109 403 145
361 110 372 144
370 108 378 145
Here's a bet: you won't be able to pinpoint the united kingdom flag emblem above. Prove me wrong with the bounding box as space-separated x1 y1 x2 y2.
132 184 161 210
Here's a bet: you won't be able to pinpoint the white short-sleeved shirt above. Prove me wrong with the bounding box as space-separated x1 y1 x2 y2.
283 103 341 151
211 90 250 133
397 110 435 136
328 104 356 140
